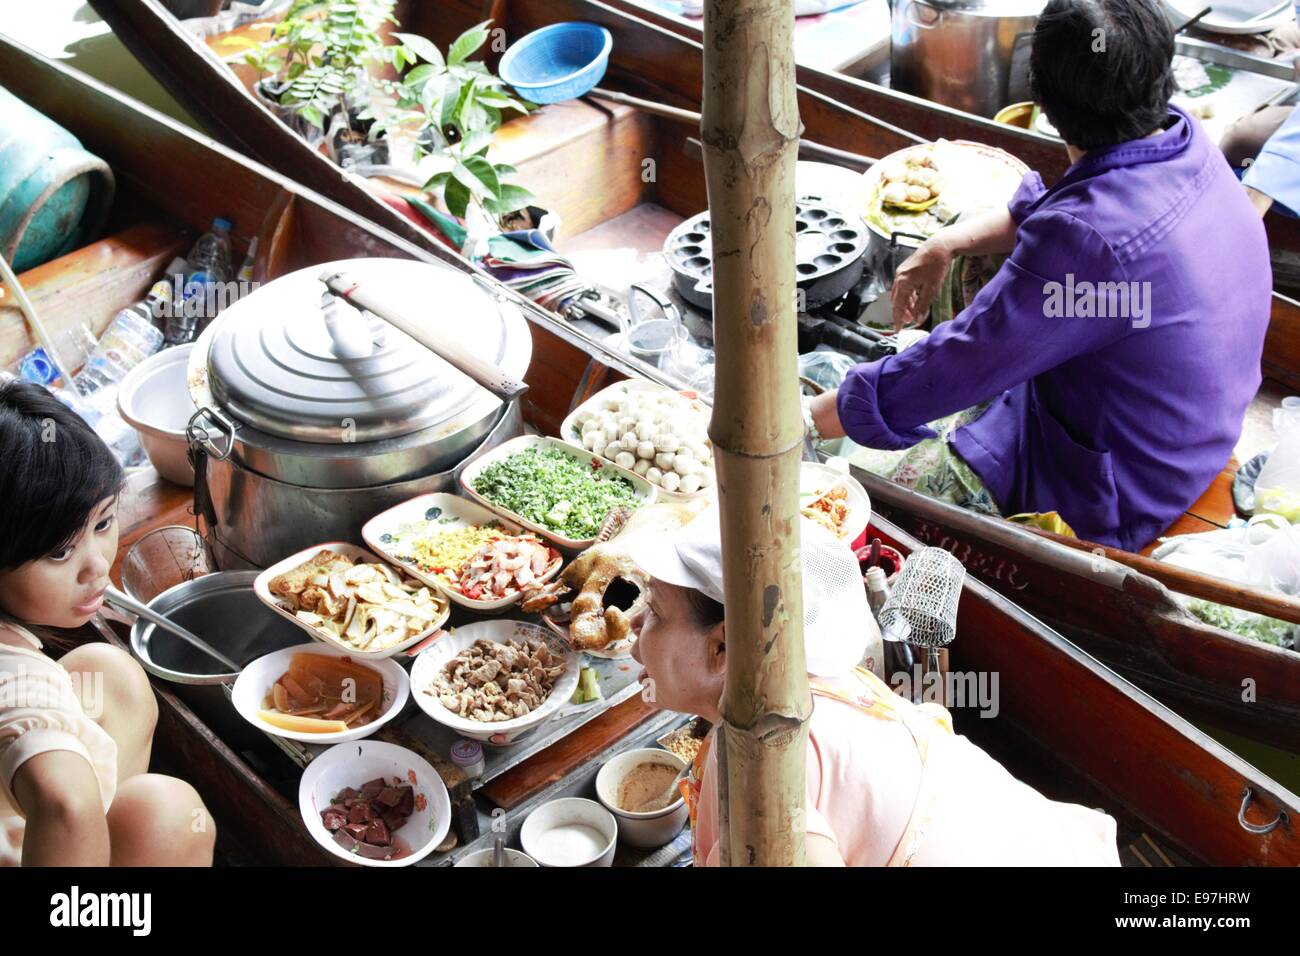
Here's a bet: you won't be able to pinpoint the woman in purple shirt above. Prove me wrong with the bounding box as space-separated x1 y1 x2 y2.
808 0 1272 551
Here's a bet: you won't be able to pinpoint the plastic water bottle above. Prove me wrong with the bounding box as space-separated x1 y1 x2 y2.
73 306 164 397
1255 398 1300 523
10 324 97 387
17 348 63 387
187 218 233 284
145 256 188 335
41 384 142 467
236 236 258 284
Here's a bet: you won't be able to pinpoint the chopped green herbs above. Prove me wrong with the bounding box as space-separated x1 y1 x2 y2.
471 446 641 540
1186 599 1297 649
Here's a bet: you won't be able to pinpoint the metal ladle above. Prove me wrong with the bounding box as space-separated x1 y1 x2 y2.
103 585 241 673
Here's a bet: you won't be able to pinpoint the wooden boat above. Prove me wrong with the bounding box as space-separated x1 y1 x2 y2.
593 0 1300 282
91 0 1300 754
5 34 1295 865
93 0 1300 274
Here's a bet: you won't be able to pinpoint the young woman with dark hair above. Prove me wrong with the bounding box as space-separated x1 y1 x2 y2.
808 0 1272 553
0 380 215 866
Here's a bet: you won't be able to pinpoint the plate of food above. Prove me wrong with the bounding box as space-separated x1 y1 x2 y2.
254 543 450 658
410 620 580 744
876 146 943 212
362 493 563 612
299 740 451 867
560 380 716 499
800 461 871 544
862 140 1028 247
231 644 409 743
460 435 657 550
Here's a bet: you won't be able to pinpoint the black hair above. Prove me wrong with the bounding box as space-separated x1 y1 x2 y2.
684 587 725 630
0 380 124 587
1029 0 1176 151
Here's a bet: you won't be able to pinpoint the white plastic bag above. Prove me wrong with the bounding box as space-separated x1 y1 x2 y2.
1243 514 1300 596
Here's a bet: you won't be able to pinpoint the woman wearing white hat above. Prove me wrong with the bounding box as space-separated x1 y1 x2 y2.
625 507 1120 867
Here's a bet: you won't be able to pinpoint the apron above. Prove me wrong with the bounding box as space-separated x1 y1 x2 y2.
679 667 954 866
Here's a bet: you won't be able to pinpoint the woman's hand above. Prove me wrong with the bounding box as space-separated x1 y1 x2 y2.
890 235 953 332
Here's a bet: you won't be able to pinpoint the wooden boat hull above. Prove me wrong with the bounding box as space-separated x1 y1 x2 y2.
9 32 1297 865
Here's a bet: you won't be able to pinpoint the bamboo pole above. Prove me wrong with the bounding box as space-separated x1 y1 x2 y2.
701 0 811 867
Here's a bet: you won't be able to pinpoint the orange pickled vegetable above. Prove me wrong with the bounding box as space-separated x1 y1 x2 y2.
263 653 384 729
257 710 350 734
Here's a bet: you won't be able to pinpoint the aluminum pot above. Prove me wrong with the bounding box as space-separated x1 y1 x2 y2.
186 257 532 568
194 401 523 569
890 0 1045 118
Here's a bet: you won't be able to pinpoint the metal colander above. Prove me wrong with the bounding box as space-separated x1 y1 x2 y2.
877 547 965 651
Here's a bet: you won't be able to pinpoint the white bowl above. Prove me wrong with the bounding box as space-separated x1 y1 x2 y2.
362 492 563 613
594 747 689 848
460 435 657 550
409 620 579 745
801 460 872 545
453 847 540 868
117 344 197 486
520 797 617 867
231 643 409 744
298 740 451 867
253 542 450 659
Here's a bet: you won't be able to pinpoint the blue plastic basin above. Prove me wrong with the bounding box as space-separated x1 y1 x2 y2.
499 22 613 106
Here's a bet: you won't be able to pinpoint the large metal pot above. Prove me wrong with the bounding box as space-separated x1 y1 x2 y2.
890 0 1045 118
187 257 532 569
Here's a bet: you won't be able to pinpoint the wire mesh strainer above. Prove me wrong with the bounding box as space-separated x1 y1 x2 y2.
877 547 965 668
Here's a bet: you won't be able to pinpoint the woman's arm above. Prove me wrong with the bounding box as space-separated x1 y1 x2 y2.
811 210 1132 451
1245 185 1275 217
934 206 1019 258
891 208 1018 330
805 831 847 866
1242 105 1300 215
12 750 111 866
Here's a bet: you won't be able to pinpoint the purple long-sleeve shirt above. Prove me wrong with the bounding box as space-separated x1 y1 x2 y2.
838 106 1272 550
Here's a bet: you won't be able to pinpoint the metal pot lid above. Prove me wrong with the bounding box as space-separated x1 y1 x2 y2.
206 258 528 444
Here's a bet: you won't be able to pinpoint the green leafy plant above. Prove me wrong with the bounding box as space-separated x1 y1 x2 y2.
245 9 534 223
243 0 396 130
370 20 535 221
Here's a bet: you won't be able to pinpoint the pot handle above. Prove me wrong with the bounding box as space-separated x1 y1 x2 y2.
902 0 940 29
319 269 529 404
187 406 236 461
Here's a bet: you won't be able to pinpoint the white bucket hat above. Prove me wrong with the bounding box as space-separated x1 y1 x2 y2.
624 504 872 676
